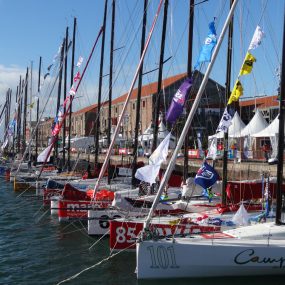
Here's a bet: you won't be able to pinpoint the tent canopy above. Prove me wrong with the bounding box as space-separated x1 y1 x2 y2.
209 112 245 139
234 109 268 137
252 115 279 137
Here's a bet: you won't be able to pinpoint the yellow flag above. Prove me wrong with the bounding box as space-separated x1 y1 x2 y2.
228 80 243 104
239 52 256 76
29 102 35 109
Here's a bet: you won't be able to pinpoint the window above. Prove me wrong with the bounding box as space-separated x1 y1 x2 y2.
142 101 145 108
133 103 135 110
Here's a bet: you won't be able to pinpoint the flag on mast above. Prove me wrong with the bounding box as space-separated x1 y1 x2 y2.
194 21 217 70
135 133 171 184
248 25 265 50
165 77 192 125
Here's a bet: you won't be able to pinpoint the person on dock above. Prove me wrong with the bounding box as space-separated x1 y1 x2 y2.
262 142 271 162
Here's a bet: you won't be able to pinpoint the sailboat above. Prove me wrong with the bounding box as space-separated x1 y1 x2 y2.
136 0 285 279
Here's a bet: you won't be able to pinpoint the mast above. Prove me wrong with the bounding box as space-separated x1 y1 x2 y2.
12 86 19 157
275 9 285 225
95 0 108 168
63 27 69 168
92 0 164 198
143 0 239 230
28 61 33 163
152 0 168 152
0 98 7 122
16 76 22 153
8 88 12 140
4 89 10 135
183 0 195 182
131 0 148 187
55 39 65 165
22 68 28 156
222 0 234 205
36 27 103 179
68 17 77 171
107 0 116 184
35 56 42 162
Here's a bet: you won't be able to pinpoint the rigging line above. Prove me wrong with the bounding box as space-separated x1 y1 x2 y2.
256 0 269 26
264 12 281 63
89 229 110 250
13 49 70 175
56 242 136 285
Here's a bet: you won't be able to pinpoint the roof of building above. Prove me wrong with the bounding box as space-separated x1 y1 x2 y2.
72 104 97 116
111 72 187 105
239 95 279 108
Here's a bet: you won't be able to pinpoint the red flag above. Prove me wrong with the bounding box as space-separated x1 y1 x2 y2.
74 71 81 82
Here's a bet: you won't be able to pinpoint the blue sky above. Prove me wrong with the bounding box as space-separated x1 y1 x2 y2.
0 0 284 135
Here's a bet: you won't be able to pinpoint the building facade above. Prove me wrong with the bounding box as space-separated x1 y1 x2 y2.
38 72 226 148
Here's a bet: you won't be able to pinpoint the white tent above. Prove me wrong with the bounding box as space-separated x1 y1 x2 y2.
235 109 268 137
209 112 246 139
139 121 176 149
252 115 279 137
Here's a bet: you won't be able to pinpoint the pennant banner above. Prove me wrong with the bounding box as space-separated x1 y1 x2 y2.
37 144 53 163
228 80 243 105
135 133 171 184
194 21 217 70
216 106 235 133
239 52 256 76
165 78 192 125
194 161 219 189
249 25 265 50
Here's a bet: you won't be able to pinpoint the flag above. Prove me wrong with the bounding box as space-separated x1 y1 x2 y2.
249 25 265 50
194 161 219 189
44 73 50 80
148 133 171 165
37 144 53 163
76 56 83 67
165 77 192 125
69 86 76 96
228 80 243 104
135 133 171 184
194 21 217 70
239 52 256 76
47 64 53 71
29 102 35 109
73 71 81 82
207 137 217 160
216 106 235 133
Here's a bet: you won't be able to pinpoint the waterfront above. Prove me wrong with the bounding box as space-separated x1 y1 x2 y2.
0 177 284 285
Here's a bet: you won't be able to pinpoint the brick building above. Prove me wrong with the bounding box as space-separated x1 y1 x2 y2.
38 72 226 148
239 95 279 124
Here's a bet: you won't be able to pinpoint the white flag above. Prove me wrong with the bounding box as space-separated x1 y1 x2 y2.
37 144 53 162
135 133 171 184
76 56 83 67
207 137 217 160
249 25 265 50
216 107 234 133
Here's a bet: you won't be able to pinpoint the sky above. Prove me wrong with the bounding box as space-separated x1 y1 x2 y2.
0 0 284 136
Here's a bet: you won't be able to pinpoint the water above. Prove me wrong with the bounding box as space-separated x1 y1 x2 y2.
0 177 284 285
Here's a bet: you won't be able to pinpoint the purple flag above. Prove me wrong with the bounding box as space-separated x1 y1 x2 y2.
165 77 192 125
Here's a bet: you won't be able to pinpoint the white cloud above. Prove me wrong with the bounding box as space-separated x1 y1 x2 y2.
0 64 26 105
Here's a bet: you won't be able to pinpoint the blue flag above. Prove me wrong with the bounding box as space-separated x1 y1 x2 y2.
194 161 219 189
194 21 217 70
165 77 192 125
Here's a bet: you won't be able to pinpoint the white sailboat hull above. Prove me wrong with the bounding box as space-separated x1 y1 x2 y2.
136 237 285 279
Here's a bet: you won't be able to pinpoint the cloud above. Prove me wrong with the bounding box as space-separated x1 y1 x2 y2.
0 64 26 105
